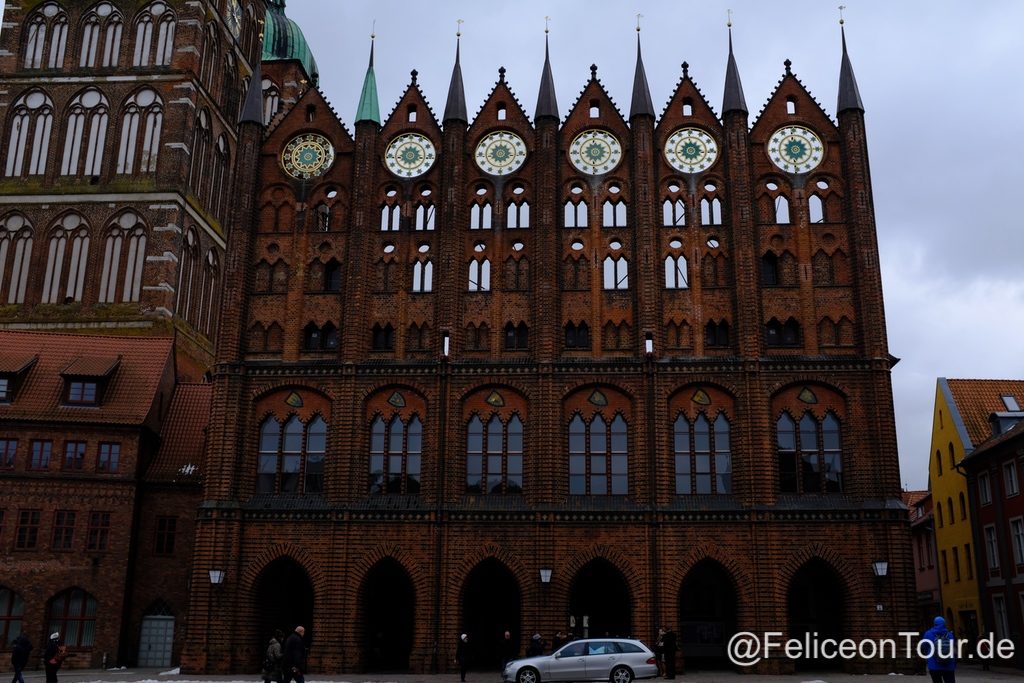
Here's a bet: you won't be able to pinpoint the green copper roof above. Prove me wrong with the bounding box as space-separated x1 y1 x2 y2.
355 39 380 124
262 0 318 85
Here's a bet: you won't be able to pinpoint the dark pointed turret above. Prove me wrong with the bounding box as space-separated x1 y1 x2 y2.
535 32 559 121
629 32 655 119
355 36 380 125
239 63 265 126
443 33 468 124
722 25 747 115
837 24 865 113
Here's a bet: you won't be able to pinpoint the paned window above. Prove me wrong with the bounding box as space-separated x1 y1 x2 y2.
63 441 86 470
66 381 98 405
0 587 25 646
777 410 843 493
984 525 999 571
133 2 176 67
97 443 120 473
30 440 52 470
0 215 35 304
568 413 628 496
47 588 97 647
79 3 123 68
256 414 327 494
41 216 90 304
4 91 54 177
60 89 109 176
51 510 75 551
0 439 16 468
1004 461 1019 497
15 510 40 549
116 89 163 174
154 516 177 555
23 4 68 69
466 414 523 494
674 412 732 494
368 415 422 495
98 214 147 303
86 511 110 551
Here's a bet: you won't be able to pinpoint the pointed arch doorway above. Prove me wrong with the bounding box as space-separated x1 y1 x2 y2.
568 559 631 639
460 558 522 670
678 560 737 669
360 558 415 672
787 559 846 671
254 558 315 657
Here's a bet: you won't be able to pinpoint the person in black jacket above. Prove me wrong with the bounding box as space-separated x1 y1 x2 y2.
43 633 65 683
661 626 678 679
455 633 469 682
10 631 32 683
282 626 306 683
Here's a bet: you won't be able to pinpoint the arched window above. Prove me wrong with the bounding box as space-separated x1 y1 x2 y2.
808 194 825 223
116 88 163 174
178 229 198 323
505 256 529 291
262 78 280 126
41 215 89 304
412 260 433 293
0 586 25 646
664 254 688 289
674 412 732 494
564 321 591 350
774 195 791 224
465 322 490 351
371 323 394 351
468 258 490 292
188 110 211 198
466 414 523 494
947 497 955 526
0 215 34 304
201 250 220 336
98 213 146 303
563 199 587 228
211 135 229 220
5 91 54 177
959 492 966 520
700 197 722 225
602 256 628 290
414 202 435 231
948 442 956 470
506 200 530 228
663 198 685 227
568 413 628 495
61 89 109 176
80 3 123 68
504 322 528 351
133 2 176 67
470 202 492 230
369 414 422 494
935 449 943 476
47 588 96 648
705 320 730 348
257 414 328 494
602 199 627 227
777 410 843 493
23 3 68 70
766 317 801 347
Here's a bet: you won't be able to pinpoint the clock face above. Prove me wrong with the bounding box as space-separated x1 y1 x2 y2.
664 128 718 174
281 133 335 180
568 129 623 175
385 133 436 178
475 131 527 176
226 0 242 39
767 125 824 173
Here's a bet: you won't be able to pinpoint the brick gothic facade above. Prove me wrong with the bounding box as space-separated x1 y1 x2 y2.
185 15 914 679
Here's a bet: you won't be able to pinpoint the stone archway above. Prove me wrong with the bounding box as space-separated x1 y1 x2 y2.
360 557 415 672
678 559 737 669
787 558 846 671
460 558 522 670
254 558 315 654
568 558 631 639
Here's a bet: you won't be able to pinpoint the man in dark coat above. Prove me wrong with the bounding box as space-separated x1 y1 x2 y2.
661 626 678 679
282 626 306 683
43 633 64 683
10 631 32 683
455 633 469 682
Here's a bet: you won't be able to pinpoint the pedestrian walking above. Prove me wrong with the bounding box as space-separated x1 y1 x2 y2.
43 633 66 683
661 626 677 679
654 627 665 677
262 629 284 683
455 633 469 682
921 616 956 683
282 626 306 683
10 631 32 683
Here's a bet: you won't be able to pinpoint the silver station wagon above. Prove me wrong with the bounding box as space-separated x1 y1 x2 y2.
502 638 659 683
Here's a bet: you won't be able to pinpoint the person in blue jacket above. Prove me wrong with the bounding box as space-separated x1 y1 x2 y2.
921 616 956 683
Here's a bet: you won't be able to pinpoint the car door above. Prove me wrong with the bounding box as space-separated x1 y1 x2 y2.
549 641 587 681
584 641 620 680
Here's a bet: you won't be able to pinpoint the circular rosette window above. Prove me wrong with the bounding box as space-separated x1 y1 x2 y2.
568 129 623 175
281 133 336 180
475 131 527 176
664 128 718 174
385 132 437 178
767 125 825 173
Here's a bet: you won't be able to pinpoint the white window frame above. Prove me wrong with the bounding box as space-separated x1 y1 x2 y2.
468 259 490 292
984 524 1000 571
979 472 992 505
992 594 1009 640
664 254 688 289
603 255 628 290
1004 461 1020 497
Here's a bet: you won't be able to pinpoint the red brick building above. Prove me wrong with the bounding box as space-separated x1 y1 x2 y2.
905 490 940 630
1 0 916 676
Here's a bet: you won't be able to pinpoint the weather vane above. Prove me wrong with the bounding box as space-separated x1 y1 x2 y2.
727 9 733 28
370 19 376 40
456 18 463 37
636 13 643 32
544 16 550 34
838 5 846 25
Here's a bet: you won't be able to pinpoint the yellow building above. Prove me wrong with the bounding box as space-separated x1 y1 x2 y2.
929 378 1024 637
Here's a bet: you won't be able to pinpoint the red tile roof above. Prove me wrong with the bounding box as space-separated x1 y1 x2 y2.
61 355 120 377
148 383 211 483
0 330 173 425
902 489 928 509
0 353 37 374
945 379 1024 448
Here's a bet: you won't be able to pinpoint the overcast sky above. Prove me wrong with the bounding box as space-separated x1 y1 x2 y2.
281 0 1023 491
3 1 1021 490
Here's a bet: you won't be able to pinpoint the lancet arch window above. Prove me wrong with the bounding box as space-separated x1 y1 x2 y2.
5 90 54 177
133 2 176 67
674 411 732 495
470 185 493 230
0 215 34 305
564 321 591 350
765 317 801 347
188 110 211 199
506 185 531 229
468 258 491 292
465 322 490 351
46 588 96 648
61 89 109 177
98 212 147 303
568 412 629 496
257 414 327 494
80 3 123 68
23 3 68 70
116 88 163 174
466 413 524 495
699 182 724 225
776 410 843 494
369 414 422 495
601 188 628 228
199 249 220 336
380 187 400 231
505 256 529 291
303 321 338 351
262 78 281 126
664 253 688 290
41 215 90 304
412 259 433 293
563 185 588 228
504 322 529 351
602 255 628 290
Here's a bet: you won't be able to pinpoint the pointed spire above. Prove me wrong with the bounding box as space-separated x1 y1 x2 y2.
535 23 559 121
722 21 747 115
355 34 380 125
444 25 468 124
837 23 865 113
629 25 655 119
239 63 265 126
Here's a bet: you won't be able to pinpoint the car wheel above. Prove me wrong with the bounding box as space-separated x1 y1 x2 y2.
516 667 539 683
610 665 633 683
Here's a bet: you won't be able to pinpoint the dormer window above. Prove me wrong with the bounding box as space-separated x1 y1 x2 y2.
60 355 120 406
0 353 37 403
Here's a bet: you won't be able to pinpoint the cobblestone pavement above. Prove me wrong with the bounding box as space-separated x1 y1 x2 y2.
11 664 1021 683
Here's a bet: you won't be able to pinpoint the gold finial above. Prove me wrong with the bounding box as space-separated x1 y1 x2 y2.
727 8 733 28
838 5 846 25
371 19 376 40
456 18 463 38
544 16 550 34
636 13 643 33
